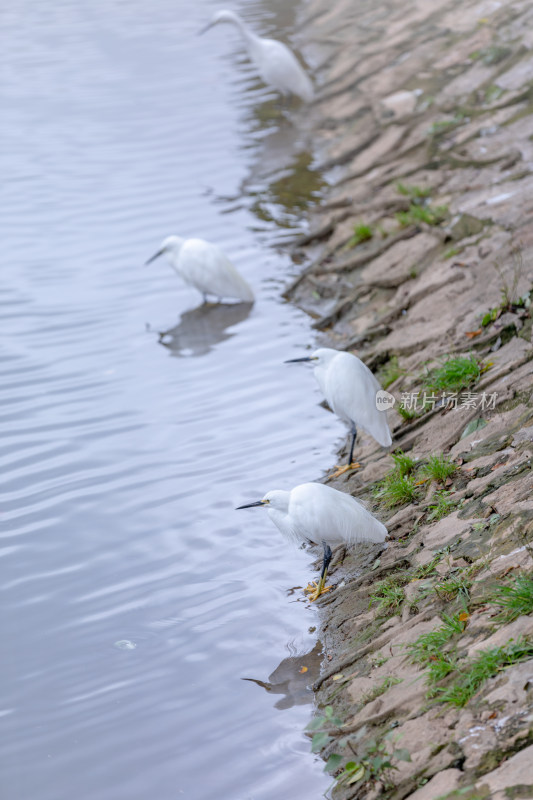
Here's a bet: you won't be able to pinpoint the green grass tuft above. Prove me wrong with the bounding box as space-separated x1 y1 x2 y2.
396 203 448 228
421 454 457 484
391 450 416 476
444 246 461 259
424 355 482 393
374 473 418 508
348 223 373 248
370 577 406 616
396 182 430 199
488 575 533 623
373 451 420 508
408 613 466 668
377 355 403 388
397 405 418 422
435 638 533 707
433 573 471 602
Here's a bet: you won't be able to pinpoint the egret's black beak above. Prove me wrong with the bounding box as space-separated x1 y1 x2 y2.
284 357 314 363
145 249 165 266
236 500 266 509
198 21 213 36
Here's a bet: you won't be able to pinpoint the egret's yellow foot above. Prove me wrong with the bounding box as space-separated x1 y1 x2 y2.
328 462 361 479
304 579 332 602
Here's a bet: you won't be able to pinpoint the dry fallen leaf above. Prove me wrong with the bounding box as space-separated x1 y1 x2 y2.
500 566 516 578
332 673 344 681
299 666 308 674
465 329 482 338
459 611 469 622
491 462 507 471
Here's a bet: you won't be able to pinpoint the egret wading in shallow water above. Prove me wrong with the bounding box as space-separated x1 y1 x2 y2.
237 482 387 601
199 10 314 104
286 348 392 478
146 236 254 304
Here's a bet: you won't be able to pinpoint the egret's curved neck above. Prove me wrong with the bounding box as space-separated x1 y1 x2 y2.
167 238 185 272
313 362 328 396
267 506 293 540
224 12 261 50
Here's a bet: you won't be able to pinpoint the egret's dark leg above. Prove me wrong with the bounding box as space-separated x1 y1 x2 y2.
348 422 357 465
305 541 333 602
202 292 208 304
328 422 361 479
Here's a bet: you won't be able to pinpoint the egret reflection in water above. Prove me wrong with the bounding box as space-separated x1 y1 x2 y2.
158 300 253 357
242 640 322 710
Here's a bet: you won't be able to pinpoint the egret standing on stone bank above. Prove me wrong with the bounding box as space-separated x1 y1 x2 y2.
200 10 314 103
286 348 392 477
237 482 387 601
146 236 254 304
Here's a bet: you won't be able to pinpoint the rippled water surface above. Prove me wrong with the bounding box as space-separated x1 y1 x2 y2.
1 1 344 798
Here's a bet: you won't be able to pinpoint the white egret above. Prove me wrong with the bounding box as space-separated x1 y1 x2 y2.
199 10 314 104
286 348 392 477
146 236 254 304
237 482 387 601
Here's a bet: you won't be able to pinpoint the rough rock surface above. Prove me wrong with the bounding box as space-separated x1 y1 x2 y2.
293 0 533 797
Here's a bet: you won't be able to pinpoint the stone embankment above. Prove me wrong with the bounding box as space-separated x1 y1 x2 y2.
294 0 533 797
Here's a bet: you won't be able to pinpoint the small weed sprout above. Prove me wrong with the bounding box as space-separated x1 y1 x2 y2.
427 490 458 522
412 552 445 580
348 223 373 248
444 246 461 259
369 655 388 669
482 247 528 326
306 705 344 754
498 246 524 308
334 735 411 790
361 676 402 705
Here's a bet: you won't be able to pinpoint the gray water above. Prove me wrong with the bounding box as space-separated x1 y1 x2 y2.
1 1 345 798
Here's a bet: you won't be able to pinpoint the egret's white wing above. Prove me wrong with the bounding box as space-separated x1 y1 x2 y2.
178 239 254 302
326 353 392 447
255 39 314 102
289 483 387 547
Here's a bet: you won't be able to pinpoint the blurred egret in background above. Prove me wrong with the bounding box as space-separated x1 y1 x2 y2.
286 348 392 477
200 10 314 103
146 236 254 304
237 481 387 600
